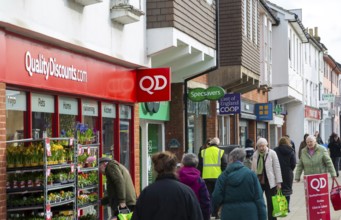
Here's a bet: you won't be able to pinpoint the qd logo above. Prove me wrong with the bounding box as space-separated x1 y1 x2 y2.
139 75 167 95
310 177 327 192
136 68 171 102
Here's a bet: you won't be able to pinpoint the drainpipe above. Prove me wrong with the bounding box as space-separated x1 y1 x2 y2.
183 0 220 152
331 64 337 133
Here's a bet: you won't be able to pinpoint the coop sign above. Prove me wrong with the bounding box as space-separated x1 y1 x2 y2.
188 86 225 102
219 93 241 114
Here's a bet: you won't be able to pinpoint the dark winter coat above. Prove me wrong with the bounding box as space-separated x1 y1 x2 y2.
178 166 211 220
102 160 136 213
274 144 296 196
132 174 204 220
212 162 266 220
328 141 341 158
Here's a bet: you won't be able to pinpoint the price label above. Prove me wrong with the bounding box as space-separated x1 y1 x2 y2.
46 138 51 156
77 208 81 216
78 145 82 155
70 138 74 146
71 164 75 173
46 204 52 220
78 165 81 173
46 168 51 176
87 146 91 154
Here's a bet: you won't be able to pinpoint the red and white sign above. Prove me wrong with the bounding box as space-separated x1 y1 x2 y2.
304 173 331 220
304 106 321 120
136 68 171 102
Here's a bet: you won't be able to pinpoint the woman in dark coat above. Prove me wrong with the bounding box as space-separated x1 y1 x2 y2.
212 148 266 220
274 136 296 212
132 151 203 220
328 132 341 177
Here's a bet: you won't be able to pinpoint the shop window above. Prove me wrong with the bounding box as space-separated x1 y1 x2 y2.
102 103 116 156
147 124 162 184
257 122 267 141
59 97 78 137
81 99 99 142
31 93 54 138
6 90 26 141
119 105 132 170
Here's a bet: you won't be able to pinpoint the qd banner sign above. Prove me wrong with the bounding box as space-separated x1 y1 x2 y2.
136 68 171 102
304 173 330 220
218 93 241 114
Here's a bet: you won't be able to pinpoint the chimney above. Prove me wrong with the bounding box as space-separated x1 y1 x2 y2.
314 27 321 42
309 28 313 36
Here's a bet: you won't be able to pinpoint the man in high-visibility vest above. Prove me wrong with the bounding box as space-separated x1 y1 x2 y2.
200 137 227 219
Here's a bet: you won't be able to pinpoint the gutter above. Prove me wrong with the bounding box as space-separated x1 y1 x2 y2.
183 0 220 152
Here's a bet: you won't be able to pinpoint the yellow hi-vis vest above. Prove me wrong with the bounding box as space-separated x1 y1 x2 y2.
201 146 224 179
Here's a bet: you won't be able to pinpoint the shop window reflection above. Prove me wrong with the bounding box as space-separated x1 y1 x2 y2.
60 114 76 137
6 110 24 141
120 120 130 170
103 118 115 156
32 112 52 138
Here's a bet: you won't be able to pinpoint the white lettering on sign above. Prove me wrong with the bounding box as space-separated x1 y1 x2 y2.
25 51 87 82
139 75 167 95
220 106 240 113
310 177 327 192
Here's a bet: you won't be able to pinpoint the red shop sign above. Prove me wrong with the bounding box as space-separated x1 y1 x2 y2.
304 173 331 220
136 68 171 102
304 106 321 120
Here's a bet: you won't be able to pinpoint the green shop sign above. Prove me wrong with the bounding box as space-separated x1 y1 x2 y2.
188 86 225 102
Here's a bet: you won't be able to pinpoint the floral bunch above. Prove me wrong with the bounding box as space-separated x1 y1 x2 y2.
76 123 95 145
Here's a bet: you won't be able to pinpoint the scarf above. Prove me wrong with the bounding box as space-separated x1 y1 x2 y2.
257 152 265 175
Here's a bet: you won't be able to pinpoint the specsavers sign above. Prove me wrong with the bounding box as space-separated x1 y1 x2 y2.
188 86 225 102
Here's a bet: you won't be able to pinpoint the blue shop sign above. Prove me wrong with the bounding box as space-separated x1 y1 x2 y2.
255 103 273 120
218 93 241 114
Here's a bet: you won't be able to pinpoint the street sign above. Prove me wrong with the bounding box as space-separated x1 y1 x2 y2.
304 173 330 220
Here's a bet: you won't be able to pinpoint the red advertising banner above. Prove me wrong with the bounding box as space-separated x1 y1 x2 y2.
304 173 331 220
304 106 321 120
136 68 171 102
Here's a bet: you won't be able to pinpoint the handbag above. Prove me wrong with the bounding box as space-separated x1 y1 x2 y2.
117 206 133 220
272 189 288 217
330 178 341 210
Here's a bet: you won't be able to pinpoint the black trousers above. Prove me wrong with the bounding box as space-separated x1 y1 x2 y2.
262 183 277 220
204 179 218 217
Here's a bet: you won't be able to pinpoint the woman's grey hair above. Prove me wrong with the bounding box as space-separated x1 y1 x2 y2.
181 153 199 167
306 135 316 142
229 148 246 163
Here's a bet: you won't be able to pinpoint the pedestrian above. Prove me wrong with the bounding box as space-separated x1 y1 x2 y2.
132 151 204 220
314 131 324 145
295 135 336 181
284 134 296 153
99 157 136 220
198 137 227 218
274 136 296 212
251 137 282 220
298 133 309 159
244 138 254 169
328 132 341 177
212 148 266 220
178 153 211 220
197 138 211 175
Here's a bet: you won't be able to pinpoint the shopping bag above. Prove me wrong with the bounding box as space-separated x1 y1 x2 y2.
117 206 133 220
272 189 288 217
330 178 341 211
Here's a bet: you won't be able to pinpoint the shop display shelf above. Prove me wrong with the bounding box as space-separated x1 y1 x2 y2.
7 204 44 212
77 185 98 191
46 183 75 191
49 198 75 207
7 186 44 194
